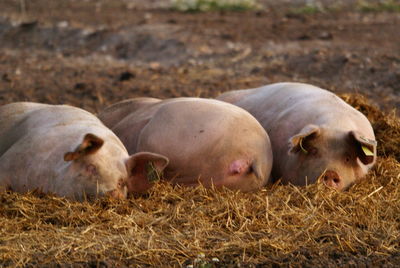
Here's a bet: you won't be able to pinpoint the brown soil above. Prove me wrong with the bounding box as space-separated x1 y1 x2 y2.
1 0 399 113
0 1 399 267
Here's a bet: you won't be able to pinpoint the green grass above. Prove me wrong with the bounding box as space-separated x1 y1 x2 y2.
358 0 400 12
171 0 260 12
289 1 328 15
286 1 400 15
288 3 324 15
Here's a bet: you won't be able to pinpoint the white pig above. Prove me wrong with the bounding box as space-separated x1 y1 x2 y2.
217 82 377 190
98 97 273 192
0 102 168 201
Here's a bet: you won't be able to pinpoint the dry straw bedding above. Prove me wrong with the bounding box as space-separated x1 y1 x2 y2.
0 95 399 267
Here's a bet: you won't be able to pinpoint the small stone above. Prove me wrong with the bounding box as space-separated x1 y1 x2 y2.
57 21 69 28
149 62 161 70
212 257 220 262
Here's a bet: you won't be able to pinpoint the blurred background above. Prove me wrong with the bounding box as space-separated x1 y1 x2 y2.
0 0 399 113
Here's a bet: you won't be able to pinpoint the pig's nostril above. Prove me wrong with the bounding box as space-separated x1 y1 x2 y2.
106 189 126 199
322 170 341 188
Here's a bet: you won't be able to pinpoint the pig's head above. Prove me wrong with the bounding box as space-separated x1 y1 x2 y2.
63 133 169 200
282 124 377 190
124 151 169 193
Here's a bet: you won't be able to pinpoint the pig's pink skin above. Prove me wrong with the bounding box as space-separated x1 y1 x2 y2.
0 102 168 201
98 97 161 130
99 98 273 192
217 82 377 190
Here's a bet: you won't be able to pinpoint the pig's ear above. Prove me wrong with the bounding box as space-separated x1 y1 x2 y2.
125 152 169 193
289 124 321 154
348 131 377 165
64 133 104 161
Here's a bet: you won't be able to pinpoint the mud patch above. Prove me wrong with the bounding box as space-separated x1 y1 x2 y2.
0 18 189 65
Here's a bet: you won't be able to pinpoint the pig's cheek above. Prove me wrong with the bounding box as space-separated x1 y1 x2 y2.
308 147 318 156
281 157 302 183
126 177 153 193
291 155 305 171
84 164 102 184
296 159 324 184
117 179 128 195
75 164 101 189
354 161 369 181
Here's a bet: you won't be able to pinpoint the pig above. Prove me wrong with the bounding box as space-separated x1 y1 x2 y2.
217 82 377 190
0 102 169 201
98 97 273 192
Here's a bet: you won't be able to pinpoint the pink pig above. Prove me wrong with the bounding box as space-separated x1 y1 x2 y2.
98 97 273 192
0 102 168 200
217 82 377 190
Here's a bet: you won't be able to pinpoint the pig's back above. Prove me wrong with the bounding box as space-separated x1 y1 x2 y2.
0 102 47 134
0 103 118 157
232 83 370 135
98 97 161 129
137 98 266 159
101 98 169 153
0 102 51 157
0 102 101 131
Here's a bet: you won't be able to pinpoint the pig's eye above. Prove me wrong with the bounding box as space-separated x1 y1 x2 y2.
86 164 97 175
344 154 351 163
118 179 126 188
309 147 318 156
247 165 254 174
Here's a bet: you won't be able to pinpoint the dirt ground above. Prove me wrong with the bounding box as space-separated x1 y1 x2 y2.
0 0 399 113
0 0 399 267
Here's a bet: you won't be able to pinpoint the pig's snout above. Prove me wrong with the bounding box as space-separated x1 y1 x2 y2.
106 188 126 199
322 170 342 190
